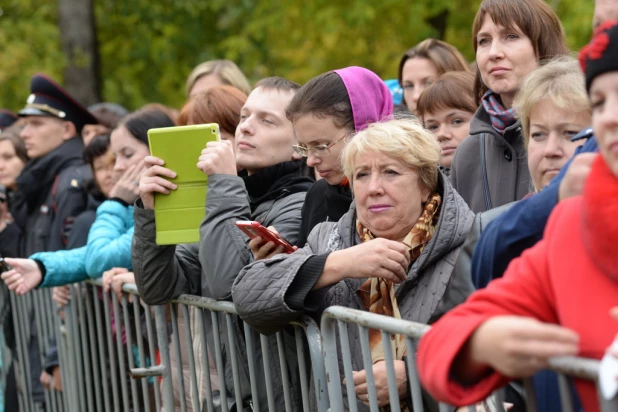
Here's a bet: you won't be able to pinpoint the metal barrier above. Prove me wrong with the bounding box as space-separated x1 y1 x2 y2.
320 305 618 412
8 287 64 412
4 285 618 412
52 278 329 412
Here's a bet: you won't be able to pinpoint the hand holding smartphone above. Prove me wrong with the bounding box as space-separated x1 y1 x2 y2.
235 221 296 254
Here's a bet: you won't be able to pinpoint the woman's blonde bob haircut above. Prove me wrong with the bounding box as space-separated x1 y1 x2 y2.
513 57 591 148
342 119 441 195
186 59 252 96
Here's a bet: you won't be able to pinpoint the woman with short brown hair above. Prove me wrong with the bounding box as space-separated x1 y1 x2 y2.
450 0 569 213
417 71 476 173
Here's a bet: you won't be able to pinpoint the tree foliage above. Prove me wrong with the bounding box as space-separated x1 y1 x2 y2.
0 0 596 112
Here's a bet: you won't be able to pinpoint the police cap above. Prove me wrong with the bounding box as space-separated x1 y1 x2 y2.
18 74 97 133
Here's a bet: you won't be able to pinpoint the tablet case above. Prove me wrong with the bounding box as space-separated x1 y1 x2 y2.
147 124 220 245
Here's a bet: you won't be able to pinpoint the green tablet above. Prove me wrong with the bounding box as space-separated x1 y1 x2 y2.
147 124 220 245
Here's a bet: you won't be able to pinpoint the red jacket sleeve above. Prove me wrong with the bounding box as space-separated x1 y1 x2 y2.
417 204 564 406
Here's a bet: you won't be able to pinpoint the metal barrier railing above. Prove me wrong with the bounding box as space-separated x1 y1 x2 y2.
8 287 64 412
4 284 617 412
320 305 618 412
54 278 329 412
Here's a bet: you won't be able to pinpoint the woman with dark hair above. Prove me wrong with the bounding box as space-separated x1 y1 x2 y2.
1 108 175 292
398 39 470 114
0 125 29 257
280 66 393 250
450 0 568 213
64 134 116 248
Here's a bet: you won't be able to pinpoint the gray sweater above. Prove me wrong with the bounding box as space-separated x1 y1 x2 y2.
450 105 532 213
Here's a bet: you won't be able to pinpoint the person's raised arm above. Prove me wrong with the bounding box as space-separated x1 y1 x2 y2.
197 141 253 300
132 156 200 305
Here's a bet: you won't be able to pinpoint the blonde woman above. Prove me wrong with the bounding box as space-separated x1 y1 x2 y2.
186 59 251 97
233 119 474 410
514 57 591 192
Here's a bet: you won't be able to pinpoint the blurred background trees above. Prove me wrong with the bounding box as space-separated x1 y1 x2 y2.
0 0 594 111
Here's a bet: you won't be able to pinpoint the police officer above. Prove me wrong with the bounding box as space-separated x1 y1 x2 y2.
7 74 96 408
12 74 96 257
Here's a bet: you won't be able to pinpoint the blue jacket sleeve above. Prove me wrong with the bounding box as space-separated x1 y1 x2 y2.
84 200 134 278
32 246 88 287
471 137 598 289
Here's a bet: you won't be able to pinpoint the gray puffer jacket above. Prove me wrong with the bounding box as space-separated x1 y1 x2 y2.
133 166 313 411
232 173 475 409
450 105 531 213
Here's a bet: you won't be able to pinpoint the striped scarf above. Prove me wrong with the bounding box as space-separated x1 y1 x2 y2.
356 193 441 409
481 90 517 134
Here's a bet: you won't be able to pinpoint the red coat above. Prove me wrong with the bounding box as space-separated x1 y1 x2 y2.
417 155 618 412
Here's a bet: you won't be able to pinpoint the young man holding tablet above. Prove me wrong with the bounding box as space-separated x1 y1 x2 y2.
132 77 313 411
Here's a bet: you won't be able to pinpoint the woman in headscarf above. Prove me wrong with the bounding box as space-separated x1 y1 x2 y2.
252 66 394 256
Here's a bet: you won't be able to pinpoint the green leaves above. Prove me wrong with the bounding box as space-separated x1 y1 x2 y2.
0 0 597 112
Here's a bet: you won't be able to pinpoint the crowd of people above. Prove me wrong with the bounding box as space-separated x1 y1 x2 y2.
1 0 617 410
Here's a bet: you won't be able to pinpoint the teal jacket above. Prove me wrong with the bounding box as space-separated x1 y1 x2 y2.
32 199 134 287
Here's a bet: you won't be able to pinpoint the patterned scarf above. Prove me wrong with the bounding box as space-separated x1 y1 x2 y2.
356 193 441 409
481 90 517 134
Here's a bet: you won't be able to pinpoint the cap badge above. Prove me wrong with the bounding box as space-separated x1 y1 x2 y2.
71 179 78 188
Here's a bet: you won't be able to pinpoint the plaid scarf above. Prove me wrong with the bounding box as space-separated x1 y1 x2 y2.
481 90 517 134
356 193 441 409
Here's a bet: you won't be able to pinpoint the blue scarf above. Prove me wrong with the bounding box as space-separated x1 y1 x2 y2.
481 90 517 134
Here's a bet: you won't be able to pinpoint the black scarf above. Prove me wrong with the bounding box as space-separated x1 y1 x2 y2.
15 137 85 213
242 160 314 212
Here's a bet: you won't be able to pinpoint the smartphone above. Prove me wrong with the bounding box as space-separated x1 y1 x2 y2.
0 258 12 274
235 221 296 254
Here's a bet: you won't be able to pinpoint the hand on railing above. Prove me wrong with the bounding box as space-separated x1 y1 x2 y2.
1 258 43 295
459 316 580 381
40 368 62 392
53 285 71 307
102 267 136 302
344 360 407 407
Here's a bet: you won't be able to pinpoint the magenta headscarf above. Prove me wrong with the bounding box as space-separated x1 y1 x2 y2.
333 66 394 132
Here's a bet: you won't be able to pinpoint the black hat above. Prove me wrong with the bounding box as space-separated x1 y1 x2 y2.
18 74 97 133
580 20 618 92
0 109 18 131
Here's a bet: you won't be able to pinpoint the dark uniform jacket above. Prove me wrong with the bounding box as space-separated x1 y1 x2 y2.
12 136 91 257
8 136 90 403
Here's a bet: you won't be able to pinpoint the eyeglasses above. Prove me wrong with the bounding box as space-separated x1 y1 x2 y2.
292 131 352 158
